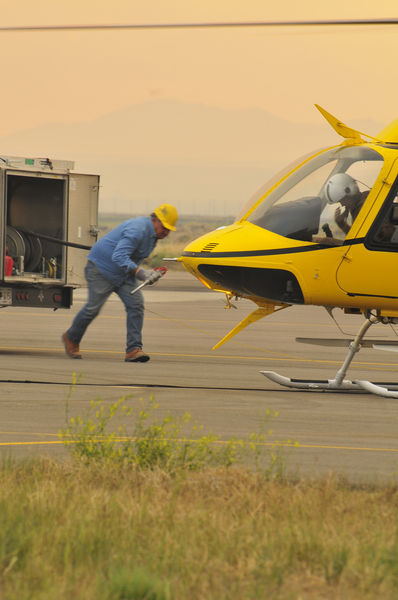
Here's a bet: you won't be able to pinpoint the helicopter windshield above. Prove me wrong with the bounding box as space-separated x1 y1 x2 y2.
245 146 383 243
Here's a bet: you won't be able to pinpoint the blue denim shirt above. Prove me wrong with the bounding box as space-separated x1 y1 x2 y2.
88 216 157 286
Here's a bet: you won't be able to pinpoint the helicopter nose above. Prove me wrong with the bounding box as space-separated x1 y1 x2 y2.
179 222 305 304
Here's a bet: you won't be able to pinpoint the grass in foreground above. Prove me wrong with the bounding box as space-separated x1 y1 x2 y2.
0 460 398 599
0 393 397 599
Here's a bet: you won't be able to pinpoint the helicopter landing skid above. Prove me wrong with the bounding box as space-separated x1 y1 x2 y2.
261 371 398 396
261 371 362 391
260 314 398 398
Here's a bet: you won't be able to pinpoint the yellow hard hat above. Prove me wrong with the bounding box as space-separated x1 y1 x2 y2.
154 203 178 231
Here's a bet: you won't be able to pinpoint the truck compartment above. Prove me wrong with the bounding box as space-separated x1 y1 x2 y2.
5 173 66 280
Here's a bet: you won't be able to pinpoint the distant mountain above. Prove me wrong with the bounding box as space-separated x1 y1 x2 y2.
0 100 383 215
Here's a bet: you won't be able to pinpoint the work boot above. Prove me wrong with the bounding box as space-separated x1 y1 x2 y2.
62 332 82 359
125 348 150 363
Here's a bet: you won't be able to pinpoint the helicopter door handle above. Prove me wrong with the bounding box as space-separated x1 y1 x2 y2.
382 170 397 187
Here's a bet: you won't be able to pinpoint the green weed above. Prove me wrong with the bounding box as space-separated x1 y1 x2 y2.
59 395 292 477
99 566 170 600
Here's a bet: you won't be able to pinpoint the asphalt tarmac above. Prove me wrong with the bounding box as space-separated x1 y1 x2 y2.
1 269 398 483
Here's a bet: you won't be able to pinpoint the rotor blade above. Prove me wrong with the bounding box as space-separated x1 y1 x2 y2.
0 19 397 33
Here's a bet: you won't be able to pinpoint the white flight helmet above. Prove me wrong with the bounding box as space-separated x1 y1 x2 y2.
325 173 360 204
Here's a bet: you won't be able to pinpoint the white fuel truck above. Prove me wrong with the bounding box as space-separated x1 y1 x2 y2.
0 155 99 309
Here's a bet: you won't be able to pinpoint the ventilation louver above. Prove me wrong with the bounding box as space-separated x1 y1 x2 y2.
201 242 219 252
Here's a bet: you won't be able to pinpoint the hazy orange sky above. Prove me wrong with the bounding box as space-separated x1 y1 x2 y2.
1 0 397 137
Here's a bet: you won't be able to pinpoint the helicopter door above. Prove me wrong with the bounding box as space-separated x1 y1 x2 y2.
336 160 398 299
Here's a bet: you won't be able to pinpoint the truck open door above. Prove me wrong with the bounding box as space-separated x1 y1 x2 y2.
66 173 99 287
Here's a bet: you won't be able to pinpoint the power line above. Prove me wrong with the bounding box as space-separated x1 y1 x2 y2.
0 18 397 33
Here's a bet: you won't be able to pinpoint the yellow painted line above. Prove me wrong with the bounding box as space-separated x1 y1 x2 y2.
1 311 235 324
150 353 398 369
208 440 398 453
0 441 65 446
1 344 398 370
107 386 147 390
295 443 398 452
0 437 398 453
72 385 144 391
0 431 59 437
1 308 390 331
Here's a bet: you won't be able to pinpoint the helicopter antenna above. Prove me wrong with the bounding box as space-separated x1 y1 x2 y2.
388 322 398 339
0 18 397 33
324 307 354 337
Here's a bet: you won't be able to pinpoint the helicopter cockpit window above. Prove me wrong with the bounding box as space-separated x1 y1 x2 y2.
246 147 383 243
368 187 398 250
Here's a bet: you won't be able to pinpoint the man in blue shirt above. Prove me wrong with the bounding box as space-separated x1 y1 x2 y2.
62 203 178 362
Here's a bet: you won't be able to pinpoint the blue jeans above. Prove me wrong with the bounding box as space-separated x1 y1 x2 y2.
67 261 144 353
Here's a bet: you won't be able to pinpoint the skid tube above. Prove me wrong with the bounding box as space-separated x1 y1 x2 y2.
261 314 398 398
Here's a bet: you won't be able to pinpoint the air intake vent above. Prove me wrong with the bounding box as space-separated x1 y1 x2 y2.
201 242 219 252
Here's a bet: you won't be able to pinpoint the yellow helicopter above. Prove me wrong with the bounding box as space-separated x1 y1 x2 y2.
178 105 398 398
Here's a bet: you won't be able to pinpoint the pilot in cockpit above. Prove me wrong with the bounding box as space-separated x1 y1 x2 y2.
314 173 368 244
325 173 368 235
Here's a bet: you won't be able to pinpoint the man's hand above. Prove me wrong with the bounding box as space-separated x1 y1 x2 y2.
135 267 167 285
130 267 168 295
135 268 152 282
